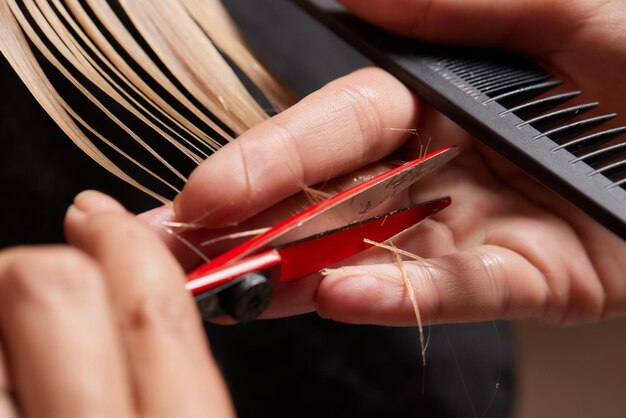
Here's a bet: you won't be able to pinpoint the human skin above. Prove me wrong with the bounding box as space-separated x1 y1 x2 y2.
0 191 235 418
1 0 626 415
167 0 626 326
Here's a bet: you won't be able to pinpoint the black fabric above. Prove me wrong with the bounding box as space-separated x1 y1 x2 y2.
0 1 514 416
206 316 513 418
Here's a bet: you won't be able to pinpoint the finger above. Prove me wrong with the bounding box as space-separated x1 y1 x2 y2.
0 344 17 418
65 191 234 418
0 247 132 418
314 237 605 326
338 0 597 52
175 67 421 227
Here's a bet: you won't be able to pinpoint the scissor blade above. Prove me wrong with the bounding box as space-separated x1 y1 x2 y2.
275 146 458 245
194 146 457 276
277 197 450 282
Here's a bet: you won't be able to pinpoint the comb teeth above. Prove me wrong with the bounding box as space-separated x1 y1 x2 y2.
434 53 626 199
589 159 626 179
500 91 581 119
484 80 564 107
610 178 626 190
536 114 616 142
432 51 626 218
480 74 552 96
490 83 626 190
460 66 626 192
432 53 626 231
517 103 599 131
433 52 551 97
590 159 626 178
556 126 626 152
572 142 626 166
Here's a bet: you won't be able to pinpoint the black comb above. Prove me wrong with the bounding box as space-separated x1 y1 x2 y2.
294 0 626 239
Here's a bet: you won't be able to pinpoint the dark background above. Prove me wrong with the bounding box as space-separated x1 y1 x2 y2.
0 1 513 416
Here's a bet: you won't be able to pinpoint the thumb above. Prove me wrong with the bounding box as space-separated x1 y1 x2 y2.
338 0 596 53
314 244 604 326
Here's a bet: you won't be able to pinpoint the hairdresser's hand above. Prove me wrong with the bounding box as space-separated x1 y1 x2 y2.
341 0 626 117
165 0 626 326
0 191 233 418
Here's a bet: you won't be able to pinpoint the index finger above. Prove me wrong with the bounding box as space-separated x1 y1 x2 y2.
174 67 421 227
65 191 234 418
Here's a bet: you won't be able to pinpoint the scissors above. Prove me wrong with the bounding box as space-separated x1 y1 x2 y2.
186 145 459 322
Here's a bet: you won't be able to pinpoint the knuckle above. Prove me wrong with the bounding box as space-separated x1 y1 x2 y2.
560 274 607 325
476 250 512 318
121 294 198 336
233 139 255 201
331 83 383 159
0 247 101 303
413 263 444 322
83 211 156 255
413 219 456 254
583 286 606 322
601 285 626 320
87 211 140 239
260 118 307 185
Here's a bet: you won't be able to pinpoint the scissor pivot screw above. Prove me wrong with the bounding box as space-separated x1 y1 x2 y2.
218 272 272 323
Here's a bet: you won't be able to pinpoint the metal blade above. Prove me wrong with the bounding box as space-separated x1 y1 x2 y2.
277 197 450 282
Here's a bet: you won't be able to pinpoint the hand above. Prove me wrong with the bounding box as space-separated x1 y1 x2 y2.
0 191 233 418
339 0 626 116
147 0 626 326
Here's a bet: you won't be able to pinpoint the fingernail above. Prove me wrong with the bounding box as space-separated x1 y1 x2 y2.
72 190 124 214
